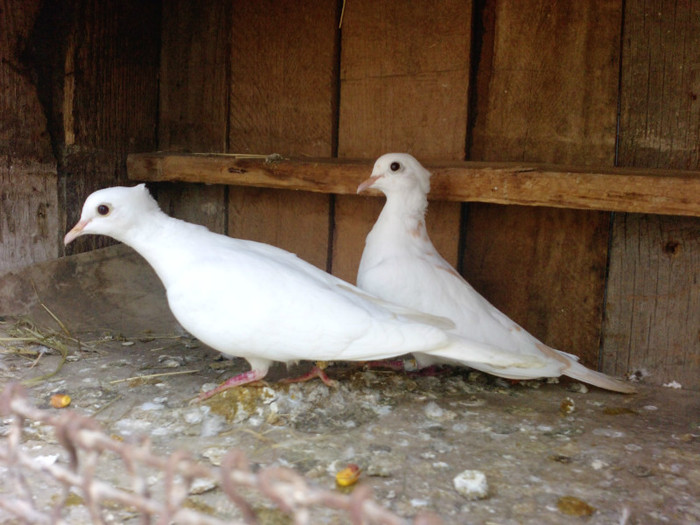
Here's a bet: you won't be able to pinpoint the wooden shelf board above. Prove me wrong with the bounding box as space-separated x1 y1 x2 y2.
127 152 700 217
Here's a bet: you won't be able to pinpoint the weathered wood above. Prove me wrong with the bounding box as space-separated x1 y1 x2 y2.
603 214 700 389
58 0 159 256
464 204 611 363
470 1 622 163
0 0 59 274
225 0 338 271
0 163 59 275
603 0 700 390
464 0 623 367
337 1 472 159
228 188 331 267
157 0 230 233
334 0 471 280
127 153 700 216
616 1 700 170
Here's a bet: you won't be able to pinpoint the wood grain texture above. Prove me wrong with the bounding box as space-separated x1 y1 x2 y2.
157 0 231 233
0 0 59 273
464 204 611 359
60 0 160 256
226 0 339 270
0 163 59 275
470 0 621 164
338 0 472 159
129 153 700 216
160 0 230 153
617 1 700 170
603 214 700 389
465 0 622 367
334 0 471 282
0 0 54 162
603 0 700 389
228 188 331 265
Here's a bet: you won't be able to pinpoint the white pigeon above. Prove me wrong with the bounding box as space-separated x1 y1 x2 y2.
357 153 635 393
65 184 550 400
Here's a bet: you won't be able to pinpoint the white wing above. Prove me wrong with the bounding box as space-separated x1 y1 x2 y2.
165 236 456 365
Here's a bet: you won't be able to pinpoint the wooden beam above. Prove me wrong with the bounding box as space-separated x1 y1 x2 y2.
127 152 700 217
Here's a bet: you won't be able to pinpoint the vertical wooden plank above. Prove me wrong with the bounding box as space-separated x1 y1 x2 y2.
463 204 611 360
60 0 160 256
604 214 699 388
464 0 621 368
469 1 621 164
616 1 700 170
157 0 230 233
0 165 59 274
333 0 471 282
603 0 700 390
226 0 339 270
0 0 59 274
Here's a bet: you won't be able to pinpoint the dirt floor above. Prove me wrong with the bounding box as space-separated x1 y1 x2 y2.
0 245 698 524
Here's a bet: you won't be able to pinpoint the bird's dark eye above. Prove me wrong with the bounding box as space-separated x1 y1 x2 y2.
390 162 401 172
97 204 110 216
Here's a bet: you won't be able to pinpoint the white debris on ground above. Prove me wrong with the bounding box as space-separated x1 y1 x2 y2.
2 333 698 524
663 381 683 389
453 469 489 500
0 246 699 524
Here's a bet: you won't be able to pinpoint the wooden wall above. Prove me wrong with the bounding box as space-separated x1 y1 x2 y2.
0 0 160 271
0 0 58 272
2 0 698 389
333 0 468 279
463 0 621 368
602 1 700 388
154 0 700 390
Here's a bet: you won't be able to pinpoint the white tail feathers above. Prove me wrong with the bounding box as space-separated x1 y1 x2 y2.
563 360 637 394
423 336 637 394
423 334 549 370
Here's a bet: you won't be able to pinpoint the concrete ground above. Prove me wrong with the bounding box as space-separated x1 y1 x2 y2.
0 245 698 524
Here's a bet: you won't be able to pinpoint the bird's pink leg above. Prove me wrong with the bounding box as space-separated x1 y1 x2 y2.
197 369 267 401
281 365 337 387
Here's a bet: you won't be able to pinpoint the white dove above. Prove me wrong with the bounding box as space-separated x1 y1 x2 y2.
65 184 548 400
357 153 635 393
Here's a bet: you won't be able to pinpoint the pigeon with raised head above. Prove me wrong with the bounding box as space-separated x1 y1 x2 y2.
65 184 541 400
357 153 635 393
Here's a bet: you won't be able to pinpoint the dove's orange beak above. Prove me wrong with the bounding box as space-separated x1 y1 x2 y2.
64 220 89 245
357 175 382 194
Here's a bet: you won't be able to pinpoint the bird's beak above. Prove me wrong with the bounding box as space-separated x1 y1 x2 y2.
357 175 382 194
64 220 89 245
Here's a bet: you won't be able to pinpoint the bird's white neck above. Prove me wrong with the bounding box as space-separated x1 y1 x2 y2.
373 191 429 238
116 211 211 289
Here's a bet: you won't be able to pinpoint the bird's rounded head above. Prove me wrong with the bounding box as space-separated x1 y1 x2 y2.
64 184 160 245
357 153 431 197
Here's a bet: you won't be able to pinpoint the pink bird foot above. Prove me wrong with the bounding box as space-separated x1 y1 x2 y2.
197 368 267 402
280 364 337 387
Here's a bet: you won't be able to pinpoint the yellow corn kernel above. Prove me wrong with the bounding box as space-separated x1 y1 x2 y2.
50 394 71 409
335 464 361 487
